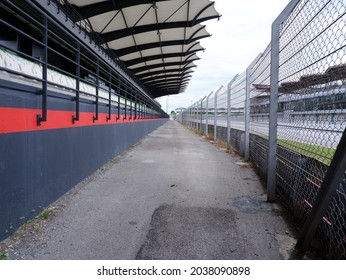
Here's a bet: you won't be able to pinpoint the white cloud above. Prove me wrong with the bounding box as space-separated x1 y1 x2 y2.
158 0 290 113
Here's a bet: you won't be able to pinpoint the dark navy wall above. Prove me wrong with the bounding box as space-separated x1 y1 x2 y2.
0 119 167 240
0 81 168 240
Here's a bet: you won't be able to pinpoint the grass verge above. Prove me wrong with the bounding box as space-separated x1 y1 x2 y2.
277 139 335 165
0 251 7 260
189 126 335 165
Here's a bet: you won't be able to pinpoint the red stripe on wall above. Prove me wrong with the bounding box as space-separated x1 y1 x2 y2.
0 107 162 134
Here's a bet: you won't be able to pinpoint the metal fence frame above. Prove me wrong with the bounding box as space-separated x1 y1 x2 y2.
0 0 167 123
177 0 346 259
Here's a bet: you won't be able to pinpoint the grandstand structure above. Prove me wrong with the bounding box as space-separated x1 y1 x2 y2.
0 0 219 240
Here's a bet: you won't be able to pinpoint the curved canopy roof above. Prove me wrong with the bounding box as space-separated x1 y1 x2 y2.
67 0 220 98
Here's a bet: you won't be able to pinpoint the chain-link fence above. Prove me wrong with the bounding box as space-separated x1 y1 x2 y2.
249 44 271 179
177 0 346 259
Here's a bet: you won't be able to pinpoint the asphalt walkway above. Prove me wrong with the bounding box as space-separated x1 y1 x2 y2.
2 120 297 259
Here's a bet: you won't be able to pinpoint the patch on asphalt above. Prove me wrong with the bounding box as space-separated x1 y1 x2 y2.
233 195 282 214
136 205 248 259
275 234 297 260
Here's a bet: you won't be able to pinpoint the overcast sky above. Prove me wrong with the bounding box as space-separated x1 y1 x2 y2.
157 0 290 113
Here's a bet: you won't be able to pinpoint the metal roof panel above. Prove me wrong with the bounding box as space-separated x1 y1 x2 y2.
66 0 219 98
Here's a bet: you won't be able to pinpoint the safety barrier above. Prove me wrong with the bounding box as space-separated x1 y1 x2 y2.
178 0 346 259
0 0 168 124
0 0 168 241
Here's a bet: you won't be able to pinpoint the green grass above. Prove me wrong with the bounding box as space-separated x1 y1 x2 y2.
192 125 336 165
277 139 335 165
38 208 56 220
0 251 7 260
15 207 57 237
255 134 335 165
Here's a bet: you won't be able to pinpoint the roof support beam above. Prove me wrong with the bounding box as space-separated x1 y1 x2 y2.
149 83 189 90
149 85 185 91
115 36 209 57
144 78 190 87
72 0 170 20
131 59 199 74
144 76 190 85
100 21 211 42
140 73 192 83
192 2 219 25
67 0 220 97
123 49 203 67
136 66 195 79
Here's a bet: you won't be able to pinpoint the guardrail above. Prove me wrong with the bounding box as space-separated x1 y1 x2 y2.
177 0 346 259
0 0 168 124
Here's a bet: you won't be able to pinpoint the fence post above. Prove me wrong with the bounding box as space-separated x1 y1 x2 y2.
189 106 192 128
267 20 280 202
188 107 191 127
193 101 198 130
195 102 198 130
245 54 262 161
191 106 193 127
214 86 223 141
197 100 200 131
193 102 196 129
200 96 206 133
295 128 346 255
196 101 200 131
37 16 48 126
195 102 199 130
267 0 301 202
227 75 239 145
214 91 217 141
205 92 213 136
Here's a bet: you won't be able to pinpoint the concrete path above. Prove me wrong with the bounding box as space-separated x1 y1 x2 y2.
1 121 297 259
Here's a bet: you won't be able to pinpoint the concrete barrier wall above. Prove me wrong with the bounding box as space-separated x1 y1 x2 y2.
0 81 168 240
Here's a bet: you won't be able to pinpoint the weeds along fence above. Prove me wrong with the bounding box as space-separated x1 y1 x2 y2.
177 0 346 259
